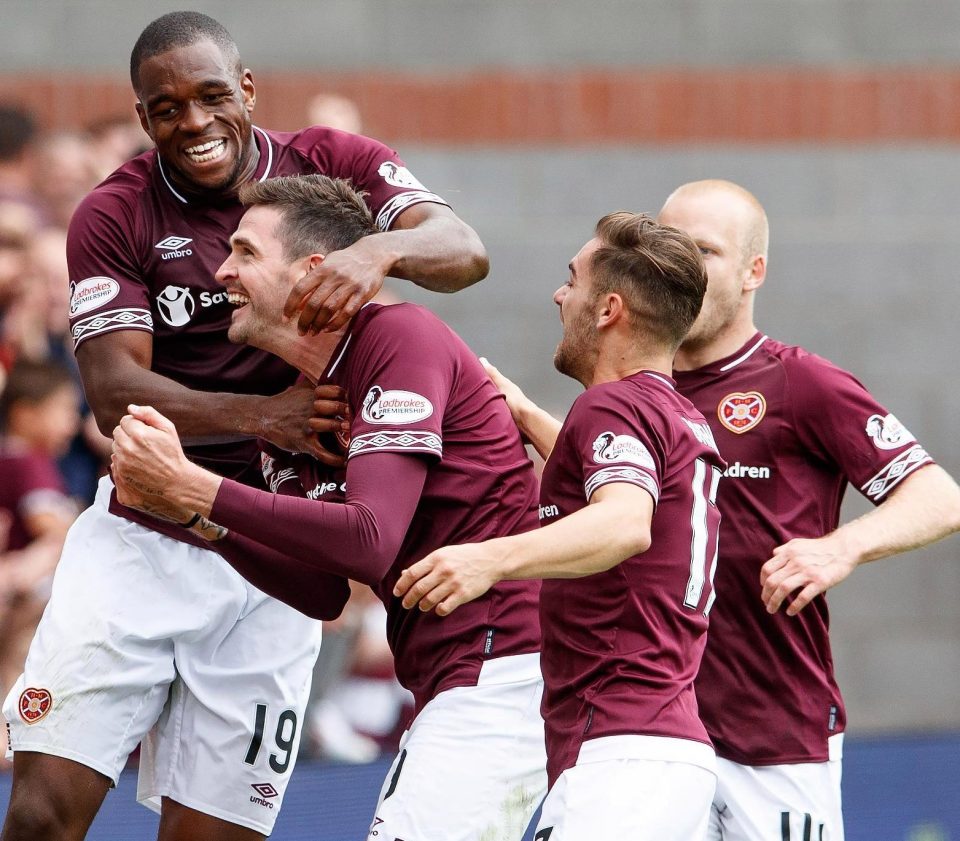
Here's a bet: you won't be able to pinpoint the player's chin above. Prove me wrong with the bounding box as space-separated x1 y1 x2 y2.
226 318 247 346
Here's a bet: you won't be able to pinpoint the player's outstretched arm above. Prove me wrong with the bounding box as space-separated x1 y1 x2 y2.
480 357 561 460
79 331 349 465
761 464 960 616
284 203 488 334
113 405 433 588
395 483 653 616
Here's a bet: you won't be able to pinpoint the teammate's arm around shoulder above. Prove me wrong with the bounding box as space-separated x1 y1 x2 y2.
761 464 960 616
285 202 488 334
480 357 561 459
395 482 653 616
77 331 346 464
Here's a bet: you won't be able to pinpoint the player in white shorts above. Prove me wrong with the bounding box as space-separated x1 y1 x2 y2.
4 478 326 834
1 10 487 841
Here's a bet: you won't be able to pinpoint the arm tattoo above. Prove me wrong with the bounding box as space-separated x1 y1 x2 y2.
191 516 228 542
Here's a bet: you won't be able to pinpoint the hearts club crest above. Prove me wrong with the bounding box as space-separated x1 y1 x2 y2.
18 688 53 724
718 392 766 434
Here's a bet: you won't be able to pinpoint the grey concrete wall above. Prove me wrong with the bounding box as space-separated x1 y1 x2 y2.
389 144 960 733
2 0 960 71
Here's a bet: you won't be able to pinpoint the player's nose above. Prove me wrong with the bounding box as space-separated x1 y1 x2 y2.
180 100 214 133
214 257 235 286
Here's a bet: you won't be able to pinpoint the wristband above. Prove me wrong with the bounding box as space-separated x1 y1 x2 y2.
181 512 202 529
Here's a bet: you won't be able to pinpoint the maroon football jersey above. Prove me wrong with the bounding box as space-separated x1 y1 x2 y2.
0 440 71 551
538 371 724 785
675 333 934 765
65 126 449 543
220 303 542 711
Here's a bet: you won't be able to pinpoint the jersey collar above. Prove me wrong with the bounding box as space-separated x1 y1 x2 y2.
157 125 275 205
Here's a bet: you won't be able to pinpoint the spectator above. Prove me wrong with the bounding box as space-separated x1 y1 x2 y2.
0 106 38 208
0 359 80 769
28 131 98 229
86 115 150 183
307 93 363 135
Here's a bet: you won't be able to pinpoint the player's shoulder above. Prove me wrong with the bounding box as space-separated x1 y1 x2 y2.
71 152 154 225
275 125 388 158
762 336 860 393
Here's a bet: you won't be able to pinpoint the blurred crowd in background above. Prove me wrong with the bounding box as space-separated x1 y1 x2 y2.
0 94 412 771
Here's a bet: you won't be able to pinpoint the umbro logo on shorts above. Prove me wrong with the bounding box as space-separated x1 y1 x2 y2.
250 782 278 809
18 687 53 724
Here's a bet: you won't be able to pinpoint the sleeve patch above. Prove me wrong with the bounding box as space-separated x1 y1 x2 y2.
361 386 433 425
69 277 120 315
591 432 655 469
865 413 916 451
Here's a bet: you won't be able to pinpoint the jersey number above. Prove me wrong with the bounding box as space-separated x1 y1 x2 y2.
244 703 299 774
683 457 722 616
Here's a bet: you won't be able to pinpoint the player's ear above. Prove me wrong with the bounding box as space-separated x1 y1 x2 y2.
240 69 256 113
744 253 766 292
135 102 152 139
596 292 624 329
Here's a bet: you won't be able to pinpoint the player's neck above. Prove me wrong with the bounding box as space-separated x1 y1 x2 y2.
265 326 347 384
590 337 674 386
673 321 759 372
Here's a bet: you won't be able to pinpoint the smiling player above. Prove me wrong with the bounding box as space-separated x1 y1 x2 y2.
1 11 488 841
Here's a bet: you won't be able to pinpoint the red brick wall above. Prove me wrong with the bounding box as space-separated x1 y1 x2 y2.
3 68 960 143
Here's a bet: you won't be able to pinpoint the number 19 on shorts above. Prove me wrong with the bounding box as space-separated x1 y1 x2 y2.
244 703 299 774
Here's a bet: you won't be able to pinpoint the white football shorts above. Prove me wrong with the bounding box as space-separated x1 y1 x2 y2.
536 734 717 841
367 652 547 841
3 477 322 835
706 734 845 841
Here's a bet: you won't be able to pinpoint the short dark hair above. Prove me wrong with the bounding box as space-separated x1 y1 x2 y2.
0 359 75 428
0 105 37 162
130 12 241 94
238 175 378 261
591 212 707 349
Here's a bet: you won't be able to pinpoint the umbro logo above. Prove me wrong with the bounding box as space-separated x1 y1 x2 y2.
251 783 278 798
155 236 194 260
155 236 193 250
250 782 278 809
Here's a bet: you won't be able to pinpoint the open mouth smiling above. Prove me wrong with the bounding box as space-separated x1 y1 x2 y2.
184 139 226 163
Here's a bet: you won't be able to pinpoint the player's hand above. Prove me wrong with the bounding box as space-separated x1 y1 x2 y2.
260 382 349 466
110 405 208 525
308 384 352 456
479 357 529 425
284 242 390 335
112 405 195 507
394 542 502 616
760 535 858 616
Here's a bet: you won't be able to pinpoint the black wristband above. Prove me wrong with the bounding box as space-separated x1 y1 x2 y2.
181 512 202 529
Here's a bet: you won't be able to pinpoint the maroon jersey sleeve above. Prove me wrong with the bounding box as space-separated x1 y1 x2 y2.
345 305 454 463
784 352 934 503
562 385 667 506
288 128 449 232
67 184 153 350
211 450 429 586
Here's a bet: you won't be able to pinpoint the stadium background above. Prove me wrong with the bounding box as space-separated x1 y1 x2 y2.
2 1 958 838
